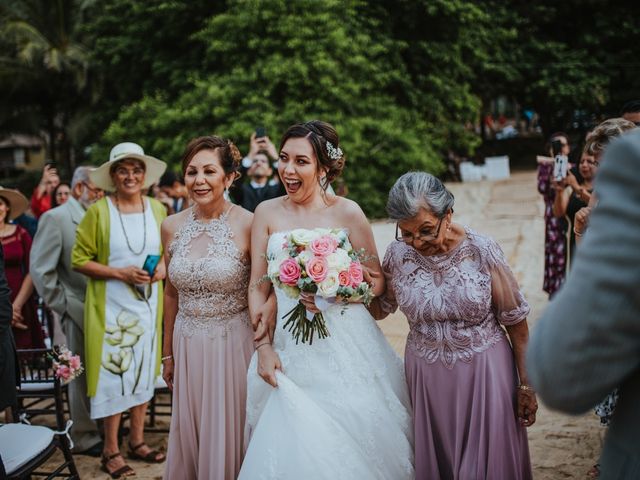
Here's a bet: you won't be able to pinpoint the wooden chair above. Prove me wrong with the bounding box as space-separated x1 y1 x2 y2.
13 348 69 431
146 377 172 432
0 422 79 479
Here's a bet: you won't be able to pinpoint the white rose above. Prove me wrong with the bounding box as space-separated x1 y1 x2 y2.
297 250 313 266
326 249 352 272
317 270 340 297
290 229 319 246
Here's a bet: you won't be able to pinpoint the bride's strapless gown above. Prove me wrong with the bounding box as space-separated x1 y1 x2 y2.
164 209 254 480
239 230 414 480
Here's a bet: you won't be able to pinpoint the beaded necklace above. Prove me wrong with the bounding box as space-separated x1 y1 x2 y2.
114 194 146 255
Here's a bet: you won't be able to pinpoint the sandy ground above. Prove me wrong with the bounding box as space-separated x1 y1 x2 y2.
45 170 602 479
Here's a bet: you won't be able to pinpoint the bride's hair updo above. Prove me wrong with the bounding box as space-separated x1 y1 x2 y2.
279 120 346 190
181 135 242 180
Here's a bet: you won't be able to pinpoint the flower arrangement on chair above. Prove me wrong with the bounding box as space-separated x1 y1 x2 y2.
49 345 84 382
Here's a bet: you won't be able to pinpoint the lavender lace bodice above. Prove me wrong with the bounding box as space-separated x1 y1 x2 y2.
380 227 529 369
168 208 250 338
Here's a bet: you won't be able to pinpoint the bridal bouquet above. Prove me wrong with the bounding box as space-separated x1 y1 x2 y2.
49 345 84 382
266 228 374 344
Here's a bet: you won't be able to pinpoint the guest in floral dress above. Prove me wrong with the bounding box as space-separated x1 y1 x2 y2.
370 172 538 480
161 136 257 480
537 132 570 296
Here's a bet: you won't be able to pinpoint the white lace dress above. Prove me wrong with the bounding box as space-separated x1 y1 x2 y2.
239 230 414 480
164 208 254 480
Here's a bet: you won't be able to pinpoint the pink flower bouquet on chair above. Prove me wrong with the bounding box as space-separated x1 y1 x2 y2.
50 345 84 382
266 228 374 344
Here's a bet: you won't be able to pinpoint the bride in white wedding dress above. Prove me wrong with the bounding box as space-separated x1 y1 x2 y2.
239 121 414 480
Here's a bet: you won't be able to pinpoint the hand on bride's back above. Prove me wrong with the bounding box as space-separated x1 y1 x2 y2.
258 345 282 387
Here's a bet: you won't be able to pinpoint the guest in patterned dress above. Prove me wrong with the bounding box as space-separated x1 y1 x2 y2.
72 142 168 478
162 136 260 480
370 172 537 480
537 132 570 296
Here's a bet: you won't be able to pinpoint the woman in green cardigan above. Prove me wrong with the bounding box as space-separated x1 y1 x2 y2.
72 142 167 478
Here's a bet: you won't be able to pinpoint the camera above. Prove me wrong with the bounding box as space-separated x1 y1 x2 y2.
255 127 266 139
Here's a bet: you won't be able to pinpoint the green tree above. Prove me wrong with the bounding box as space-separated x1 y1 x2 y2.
81 0 218 149
0 0 95 171
100 0 444 217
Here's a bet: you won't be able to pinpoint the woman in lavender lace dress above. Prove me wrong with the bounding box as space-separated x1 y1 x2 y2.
161 137 257 480
371 172 538 480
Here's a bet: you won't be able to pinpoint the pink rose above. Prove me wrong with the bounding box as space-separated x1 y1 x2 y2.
306 256 329 283
279 258 302 286
69 355 81 370
310 235 338 257
349 262 364 287
338 270 350 286
56 365 71 380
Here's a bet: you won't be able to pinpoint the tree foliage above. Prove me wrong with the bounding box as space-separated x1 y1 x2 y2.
2 0 639 215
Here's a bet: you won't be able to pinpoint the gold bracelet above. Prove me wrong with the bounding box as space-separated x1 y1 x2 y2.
518 384 534 392
255 342 271 351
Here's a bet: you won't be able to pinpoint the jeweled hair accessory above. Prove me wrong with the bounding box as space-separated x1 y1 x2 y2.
326 141 343 160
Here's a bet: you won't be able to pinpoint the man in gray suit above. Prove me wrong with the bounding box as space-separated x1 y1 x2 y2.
30 166 104 454
528 128 640 479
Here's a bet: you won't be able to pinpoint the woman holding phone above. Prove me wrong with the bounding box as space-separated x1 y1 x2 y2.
72 142 167 478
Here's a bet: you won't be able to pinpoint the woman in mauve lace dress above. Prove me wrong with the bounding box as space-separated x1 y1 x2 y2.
161 136 266 480
370 172 538 480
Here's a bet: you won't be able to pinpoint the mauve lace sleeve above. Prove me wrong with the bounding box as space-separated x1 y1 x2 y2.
484 236 530 326
378 244 398 315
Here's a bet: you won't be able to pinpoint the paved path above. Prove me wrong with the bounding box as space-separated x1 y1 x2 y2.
64 171 602 478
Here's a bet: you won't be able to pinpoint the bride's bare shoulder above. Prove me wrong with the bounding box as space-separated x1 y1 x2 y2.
331 196 367 223
254 197 286 216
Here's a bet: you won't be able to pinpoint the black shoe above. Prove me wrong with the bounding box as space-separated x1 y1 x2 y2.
77 440 104 457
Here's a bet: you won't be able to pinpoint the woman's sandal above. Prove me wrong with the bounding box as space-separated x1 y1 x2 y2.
128 442 166 463
100 452 135 479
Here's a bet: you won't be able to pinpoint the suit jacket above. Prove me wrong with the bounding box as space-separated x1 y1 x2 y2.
237 182 285 213
30 196 88 330
527 130 640 479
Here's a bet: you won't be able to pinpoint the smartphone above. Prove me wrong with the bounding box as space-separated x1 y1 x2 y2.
142 254 161 276
255 127 266 139
553 154 569 181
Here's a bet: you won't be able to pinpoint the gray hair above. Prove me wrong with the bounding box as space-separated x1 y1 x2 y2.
71 166 93 189
386 172 454 221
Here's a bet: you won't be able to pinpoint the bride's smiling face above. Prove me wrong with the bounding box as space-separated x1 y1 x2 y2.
278 137 326 202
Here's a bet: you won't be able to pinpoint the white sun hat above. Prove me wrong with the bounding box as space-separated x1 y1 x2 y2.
89 142 167 191
0 186 29 220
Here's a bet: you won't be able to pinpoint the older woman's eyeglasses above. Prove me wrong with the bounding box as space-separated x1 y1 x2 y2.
396 217 444 244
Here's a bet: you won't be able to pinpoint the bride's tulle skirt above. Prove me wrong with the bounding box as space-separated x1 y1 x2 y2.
239 299 415 480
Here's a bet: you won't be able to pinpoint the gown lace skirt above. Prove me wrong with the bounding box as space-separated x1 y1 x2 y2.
240 294 415 480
